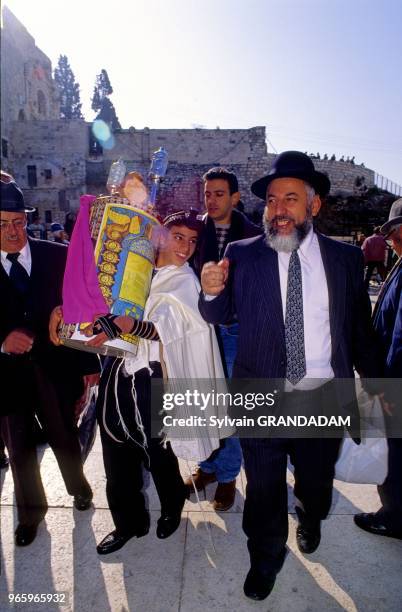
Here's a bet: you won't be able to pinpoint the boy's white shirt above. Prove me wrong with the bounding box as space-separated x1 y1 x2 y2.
125 262 231 461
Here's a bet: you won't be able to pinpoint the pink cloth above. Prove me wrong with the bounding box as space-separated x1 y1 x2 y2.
361 234 387 263
62 194 109 323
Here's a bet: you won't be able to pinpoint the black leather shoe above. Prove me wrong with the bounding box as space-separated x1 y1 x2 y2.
157 489 188 539
296 523 321 553
213 480 236 512
97 525 149 555
0 452 9 469
354 512 402 540
243 568 276 601
295 507 321 554
244 547 288 601
15 523 40 547
74 489 93 511
156 513 182 539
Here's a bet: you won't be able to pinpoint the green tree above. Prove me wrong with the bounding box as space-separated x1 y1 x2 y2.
54 55 83 119
91 87 102 113
91 69 121 130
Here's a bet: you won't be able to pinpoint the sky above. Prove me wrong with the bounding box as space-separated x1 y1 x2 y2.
2 0 402 184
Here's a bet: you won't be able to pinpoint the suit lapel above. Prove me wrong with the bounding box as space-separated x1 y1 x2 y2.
250 234 346 353
252 240 285 344
0 260 17 311
0 259 11 285
28 239 42 288
318 234 345 354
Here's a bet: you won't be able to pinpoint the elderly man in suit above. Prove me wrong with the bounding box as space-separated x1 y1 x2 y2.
0 177 99 547
354 198 402 540
199 151 379 601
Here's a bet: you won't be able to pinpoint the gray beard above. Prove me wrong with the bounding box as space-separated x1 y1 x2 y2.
263 216 312 253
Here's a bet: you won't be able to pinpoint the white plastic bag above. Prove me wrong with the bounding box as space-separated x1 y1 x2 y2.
335 393 388 485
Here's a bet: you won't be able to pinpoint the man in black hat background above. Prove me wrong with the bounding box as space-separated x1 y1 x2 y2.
354 197 402 540
0 176 99 547
199 151 379 600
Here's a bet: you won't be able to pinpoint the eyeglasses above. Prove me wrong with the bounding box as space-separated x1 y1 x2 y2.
0 219 27 231
384 230 396 247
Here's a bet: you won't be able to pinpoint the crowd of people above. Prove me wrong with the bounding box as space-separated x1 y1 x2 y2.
27 212 76 243
1 153 400 602
304 152 360 164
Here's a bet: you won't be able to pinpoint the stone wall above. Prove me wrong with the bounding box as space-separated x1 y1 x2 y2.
5 119 377 222
108 125 267 165
9 120 87 220
87 127 375 215
87 126 271 214
1 6 59 171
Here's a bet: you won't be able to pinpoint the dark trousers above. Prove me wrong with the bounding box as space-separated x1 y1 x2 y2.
97 360 186 534
0 366 89 525
364 261 386 287
241 436 341 573
241 384 342 575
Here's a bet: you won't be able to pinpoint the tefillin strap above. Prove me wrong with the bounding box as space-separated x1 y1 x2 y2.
93 314 160 341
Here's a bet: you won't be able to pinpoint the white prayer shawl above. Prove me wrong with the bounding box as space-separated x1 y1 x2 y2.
125 263 228 461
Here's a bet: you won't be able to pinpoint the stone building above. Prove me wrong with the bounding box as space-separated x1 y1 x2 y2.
1 7 59 145
1 6 377 225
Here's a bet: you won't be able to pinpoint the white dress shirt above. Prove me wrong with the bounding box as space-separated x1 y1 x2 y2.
1 241 32 276
278 228 334 390
204 229 334 388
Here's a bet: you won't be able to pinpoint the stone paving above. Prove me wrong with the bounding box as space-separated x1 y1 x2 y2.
1 431 401 612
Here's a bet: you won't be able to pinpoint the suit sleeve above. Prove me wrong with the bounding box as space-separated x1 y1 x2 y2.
350 248 381 383
198 243 236 325
35 241 101 376
377 272 402 378
384 287 402 406
386 289 402 377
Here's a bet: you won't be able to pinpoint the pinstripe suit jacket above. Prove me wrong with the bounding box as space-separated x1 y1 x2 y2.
199 233 379 405
0 238 99 416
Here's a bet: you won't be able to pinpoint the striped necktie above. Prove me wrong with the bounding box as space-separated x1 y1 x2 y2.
285 250 306 385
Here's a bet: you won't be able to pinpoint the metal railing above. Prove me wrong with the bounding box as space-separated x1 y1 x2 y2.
374 174 402 196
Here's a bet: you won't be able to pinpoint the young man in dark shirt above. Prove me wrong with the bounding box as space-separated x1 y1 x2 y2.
190 167 262 511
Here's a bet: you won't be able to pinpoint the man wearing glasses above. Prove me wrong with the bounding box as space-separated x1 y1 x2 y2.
0 176 99 547
354 198 402 540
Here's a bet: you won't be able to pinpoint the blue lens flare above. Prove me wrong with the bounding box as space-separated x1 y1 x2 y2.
92 120 115 149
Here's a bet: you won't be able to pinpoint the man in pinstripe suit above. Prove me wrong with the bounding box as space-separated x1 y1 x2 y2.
199 151 378 601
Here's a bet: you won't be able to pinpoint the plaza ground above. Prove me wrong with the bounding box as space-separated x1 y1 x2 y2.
1 430 401 612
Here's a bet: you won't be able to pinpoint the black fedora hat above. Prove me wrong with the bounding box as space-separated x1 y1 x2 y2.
251 151 331 200
0 181 35 213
